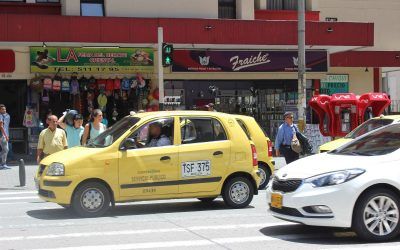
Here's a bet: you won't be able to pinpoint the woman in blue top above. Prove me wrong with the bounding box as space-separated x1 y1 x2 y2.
58 113 84 148
81 109 107 145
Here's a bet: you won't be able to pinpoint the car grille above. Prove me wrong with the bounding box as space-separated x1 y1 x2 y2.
38 164 46 176
272 178 302 193
38 189 55 199
270 206 304 217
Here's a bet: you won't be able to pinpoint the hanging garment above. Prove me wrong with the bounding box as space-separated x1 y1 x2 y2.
43 77 53 90
61 78 70 93
70 78 80 95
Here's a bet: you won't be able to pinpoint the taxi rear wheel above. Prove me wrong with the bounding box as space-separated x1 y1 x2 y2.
258 164 271 190
72 182 111 218
223 177 254 209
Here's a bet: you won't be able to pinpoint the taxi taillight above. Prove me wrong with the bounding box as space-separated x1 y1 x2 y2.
251 144 258 166
267 140 273 157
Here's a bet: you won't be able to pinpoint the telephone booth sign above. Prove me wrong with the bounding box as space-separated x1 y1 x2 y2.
329 93 358 137
309 94 332 136
358 93 391 123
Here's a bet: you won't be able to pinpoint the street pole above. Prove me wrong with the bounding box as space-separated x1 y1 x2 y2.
157 27 164 111
297 0 307 132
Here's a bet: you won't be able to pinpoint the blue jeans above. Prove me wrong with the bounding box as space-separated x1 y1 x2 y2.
0 137 9 165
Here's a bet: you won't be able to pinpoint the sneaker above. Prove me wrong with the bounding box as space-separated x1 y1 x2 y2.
2 165 10 169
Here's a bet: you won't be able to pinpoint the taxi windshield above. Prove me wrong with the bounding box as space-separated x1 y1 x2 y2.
345 118 394 139
87 117 140 148
330 124 400 156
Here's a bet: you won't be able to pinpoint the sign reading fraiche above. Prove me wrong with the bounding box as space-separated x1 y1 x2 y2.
320 74 349 95
30 47 154 73
172 50 328 72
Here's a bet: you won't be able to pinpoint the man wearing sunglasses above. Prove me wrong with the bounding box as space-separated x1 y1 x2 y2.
275 112 300 164
37 115 68 164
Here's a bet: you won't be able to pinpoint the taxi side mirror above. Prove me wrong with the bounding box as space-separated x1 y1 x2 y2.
121 138 136 150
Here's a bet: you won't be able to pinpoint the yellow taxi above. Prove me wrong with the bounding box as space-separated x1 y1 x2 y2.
234 115 275 189
319 115 400 153
35 111 261 217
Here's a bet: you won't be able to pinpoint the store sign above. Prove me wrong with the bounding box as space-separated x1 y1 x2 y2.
30 47 154 73
320 74 349 95
172 50 328 72
0 50 15 73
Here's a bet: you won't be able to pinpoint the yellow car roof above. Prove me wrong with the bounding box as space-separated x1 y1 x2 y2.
130 111 234 119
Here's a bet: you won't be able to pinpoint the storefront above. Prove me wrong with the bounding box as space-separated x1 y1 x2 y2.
167 49 328 139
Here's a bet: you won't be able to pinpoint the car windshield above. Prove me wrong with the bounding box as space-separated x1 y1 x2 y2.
86 117 140 148
330 124 400 156
345 118 394 139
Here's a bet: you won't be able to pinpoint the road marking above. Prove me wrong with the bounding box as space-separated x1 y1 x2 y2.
0 222 291 241
0 191 37 196
28 233 349 250
0 196 38 201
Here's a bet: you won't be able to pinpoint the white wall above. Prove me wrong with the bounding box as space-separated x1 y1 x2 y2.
311 0 400 51
104 0 218 19
236 0 255 20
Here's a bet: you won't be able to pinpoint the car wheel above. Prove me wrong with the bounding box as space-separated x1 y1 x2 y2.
353 188 400 242
198 197 217 203
258 164 271 190
222 177 254 209
72 182 111 218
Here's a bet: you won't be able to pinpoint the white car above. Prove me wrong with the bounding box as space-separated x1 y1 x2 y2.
267 123 400 242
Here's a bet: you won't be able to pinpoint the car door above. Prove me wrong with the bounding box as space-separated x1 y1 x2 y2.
178 117 231 193
118 117 179 198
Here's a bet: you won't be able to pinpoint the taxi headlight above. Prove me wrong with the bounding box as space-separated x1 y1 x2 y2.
305 169 365 187
46 163 65 176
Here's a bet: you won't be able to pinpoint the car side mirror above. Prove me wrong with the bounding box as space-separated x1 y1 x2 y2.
122 138 136 150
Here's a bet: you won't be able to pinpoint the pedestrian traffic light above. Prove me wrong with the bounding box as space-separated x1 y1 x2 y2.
162 43 173 67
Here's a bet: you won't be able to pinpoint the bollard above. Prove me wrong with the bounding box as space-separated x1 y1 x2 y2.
19 159 26 187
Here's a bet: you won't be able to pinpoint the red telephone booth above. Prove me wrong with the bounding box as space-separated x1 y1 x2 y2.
309 95 332 136
329 93 358 137
358 93 391 123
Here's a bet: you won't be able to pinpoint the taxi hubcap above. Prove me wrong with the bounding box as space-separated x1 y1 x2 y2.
259 168 266 186
81 188 104 212
363 196 399 236
229 181 249 204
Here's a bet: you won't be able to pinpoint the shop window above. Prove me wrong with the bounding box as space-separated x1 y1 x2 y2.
81 0 104 17
181 118 227 144
218 0 236 19
267 0 305 10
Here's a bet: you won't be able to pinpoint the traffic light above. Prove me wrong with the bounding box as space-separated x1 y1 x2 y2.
162 43 173 67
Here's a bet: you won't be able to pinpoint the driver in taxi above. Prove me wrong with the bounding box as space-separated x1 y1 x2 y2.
136 121 171 148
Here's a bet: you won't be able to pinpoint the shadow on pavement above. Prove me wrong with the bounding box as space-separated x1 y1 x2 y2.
260 224 400 246
26 199 254 220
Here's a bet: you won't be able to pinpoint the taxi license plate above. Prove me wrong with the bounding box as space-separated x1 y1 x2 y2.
271 193 283 209
181 160 211 178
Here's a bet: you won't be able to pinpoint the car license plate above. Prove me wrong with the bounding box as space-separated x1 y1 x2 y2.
181 160 211 178
271 193 283 209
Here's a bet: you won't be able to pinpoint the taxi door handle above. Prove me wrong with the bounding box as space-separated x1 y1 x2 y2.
213 151 223 156
160 156 171 161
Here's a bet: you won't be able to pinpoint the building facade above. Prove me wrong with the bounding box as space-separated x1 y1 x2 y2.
0 0 398 155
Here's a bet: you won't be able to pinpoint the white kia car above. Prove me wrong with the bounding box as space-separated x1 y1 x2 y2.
267 123 400 242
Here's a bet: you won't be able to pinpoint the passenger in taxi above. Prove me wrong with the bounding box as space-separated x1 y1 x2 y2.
136 121 171 148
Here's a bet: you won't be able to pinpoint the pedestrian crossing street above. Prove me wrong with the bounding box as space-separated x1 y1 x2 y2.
1 189 400 250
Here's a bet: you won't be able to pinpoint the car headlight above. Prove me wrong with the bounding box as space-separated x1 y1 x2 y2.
305 169 365 188
46 163 65 176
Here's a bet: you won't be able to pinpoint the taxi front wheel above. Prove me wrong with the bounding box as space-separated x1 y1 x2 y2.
223 177 254 209
72 182 111 217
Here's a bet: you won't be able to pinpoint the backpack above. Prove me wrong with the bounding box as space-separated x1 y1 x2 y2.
61 78 70 92
121 78 130 91
43 77 53 90
70 78 80 95
52 77 61 92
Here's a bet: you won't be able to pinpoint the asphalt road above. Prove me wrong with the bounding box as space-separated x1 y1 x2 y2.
0 161 400 250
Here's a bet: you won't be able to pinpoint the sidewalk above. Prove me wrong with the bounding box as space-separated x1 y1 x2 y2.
0 164 37 191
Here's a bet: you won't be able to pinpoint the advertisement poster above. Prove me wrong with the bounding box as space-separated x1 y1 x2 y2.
320 74 349 95
30 47 154 73
172 50 328 72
